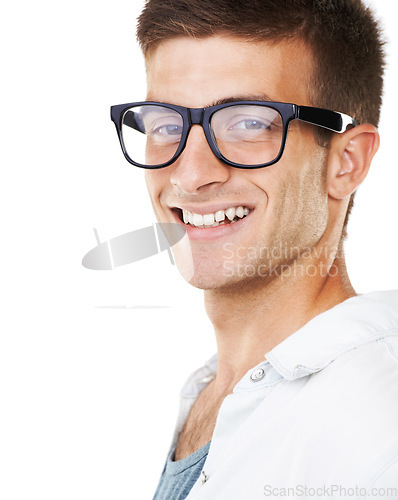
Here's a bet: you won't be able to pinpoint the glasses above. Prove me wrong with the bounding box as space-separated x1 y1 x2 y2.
110 100 357 169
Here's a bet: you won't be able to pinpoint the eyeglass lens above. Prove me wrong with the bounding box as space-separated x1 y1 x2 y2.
121 104 284 167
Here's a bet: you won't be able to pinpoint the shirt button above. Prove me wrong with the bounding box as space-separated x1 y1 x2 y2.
250 368 265 381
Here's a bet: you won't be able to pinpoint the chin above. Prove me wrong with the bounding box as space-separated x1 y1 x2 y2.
173 249 225 289
174 253 256 291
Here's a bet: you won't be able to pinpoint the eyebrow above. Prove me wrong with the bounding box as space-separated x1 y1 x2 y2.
145 94 275 108
209 94 274 107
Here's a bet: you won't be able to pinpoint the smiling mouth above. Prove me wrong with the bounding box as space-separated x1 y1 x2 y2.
173 206 252 228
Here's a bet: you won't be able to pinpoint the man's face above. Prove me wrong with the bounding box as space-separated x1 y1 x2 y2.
145 36 330 290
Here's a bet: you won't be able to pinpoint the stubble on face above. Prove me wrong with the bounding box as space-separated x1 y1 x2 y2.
204 143 330 294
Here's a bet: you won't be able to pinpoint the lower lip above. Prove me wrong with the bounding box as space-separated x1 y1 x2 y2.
172 210 254 241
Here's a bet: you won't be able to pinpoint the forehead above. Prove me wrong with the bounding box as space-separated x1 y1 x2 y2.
145 35 314 108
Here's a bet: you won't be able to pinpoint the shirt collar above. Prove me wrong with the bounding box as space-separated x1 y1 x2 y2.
181 290 398 398
266 290 398 380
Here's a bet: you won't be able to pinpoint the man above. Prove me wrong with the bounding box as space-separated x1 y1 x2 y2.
111 0 398 498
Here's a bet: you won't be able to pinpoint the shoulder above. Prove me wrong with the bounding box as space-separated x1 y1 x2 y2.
311 330 398 417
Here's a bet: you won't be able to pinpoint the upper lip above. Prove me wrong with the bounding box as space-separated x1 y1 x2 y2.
170 203 255 215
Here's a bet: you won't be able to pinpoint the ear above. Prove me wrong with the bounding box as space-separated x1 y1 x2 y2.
327 124 380 200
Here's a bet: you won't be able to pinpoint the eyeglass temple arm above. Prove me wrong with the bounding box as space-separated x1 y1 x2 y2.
122 110 146 133
297 106 357 133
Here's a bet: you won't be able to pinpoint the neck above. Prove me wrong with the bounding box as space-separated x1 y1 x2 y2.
203 241 355 396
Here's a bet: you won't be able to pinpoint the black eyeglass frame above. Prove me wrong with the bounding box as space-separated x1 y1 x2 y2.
110 101 357 169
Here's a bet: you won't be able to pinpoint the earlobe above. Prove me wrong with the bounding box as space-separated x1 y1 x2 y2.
328 124 380 200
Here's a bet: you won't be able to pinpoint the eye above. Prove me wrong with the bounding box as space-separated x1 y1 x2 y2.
152 124 183 136
229 119 271 131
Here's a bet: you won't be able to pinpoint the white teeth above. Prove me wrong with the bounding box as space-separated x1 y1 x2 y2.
235 206 244 218
180 206 251 227
203 213 215 226
225 207 236 221
215 210 225 222
192 213 204 227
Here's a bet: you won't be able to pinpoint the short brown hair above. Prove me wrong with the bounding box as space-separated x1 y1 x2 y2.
137 0 385 238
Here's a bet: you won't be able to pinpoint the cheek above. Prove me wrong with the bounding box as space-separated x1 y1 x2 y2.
145 170 164 201
288 154 328 237
144 171 154 196
145 169 173 222
284 126 329 196
144 171 162 216
268 140 329 243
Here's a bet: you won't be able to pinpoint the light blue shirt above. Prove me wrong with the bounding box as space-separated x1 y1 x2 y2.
165 291 398 499
153 440 211 500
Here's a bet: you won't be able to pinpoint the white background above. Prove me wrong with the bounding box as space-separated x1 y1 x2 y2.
0 1 396 498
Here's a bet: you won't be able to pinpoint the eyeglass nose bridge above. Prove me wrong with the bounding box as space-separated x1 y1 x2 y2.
185 107 219 160
185 106 233 168
188 107 205 126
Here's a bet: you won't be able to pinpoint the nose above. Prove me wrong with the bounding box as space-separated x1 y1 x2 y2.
169 125 231 194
